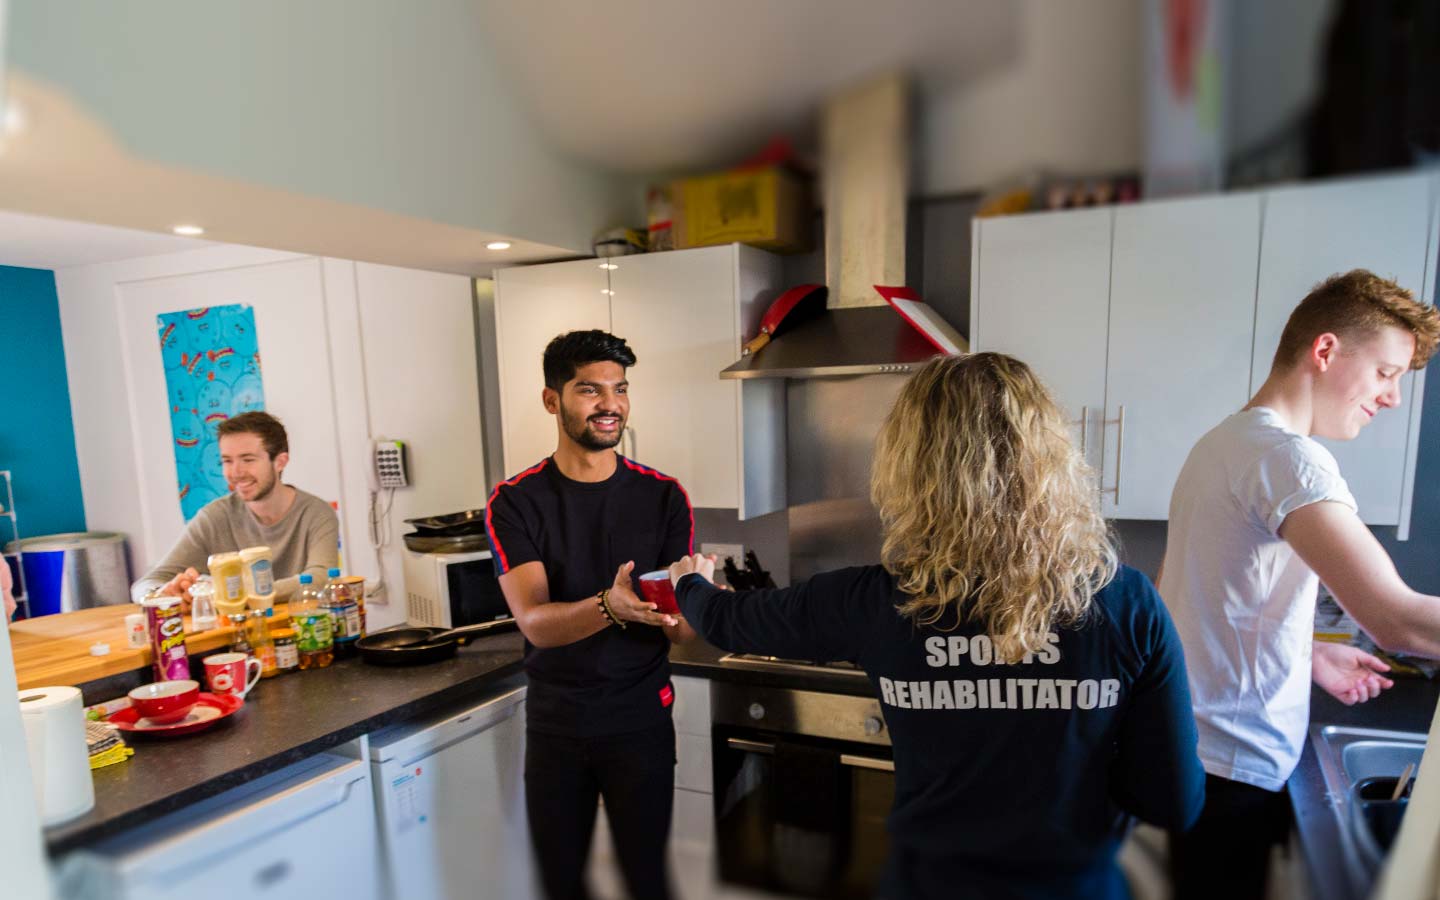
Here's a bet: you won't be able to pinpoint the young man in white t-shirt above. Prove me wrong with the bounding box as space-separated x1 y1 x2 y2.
1160 269 1440 899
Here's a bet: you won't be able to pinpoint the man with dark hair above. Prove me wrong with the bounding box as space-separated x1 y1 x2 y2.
1161 270 1440 898
131 411 338 606
487 329 697 900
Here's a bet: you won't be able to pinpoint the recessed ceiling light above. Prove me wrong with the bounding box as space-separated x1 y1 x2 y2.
172 224 205 236
3 101 28 136
486 241 512 251
601 289 614 295
598 262 618 270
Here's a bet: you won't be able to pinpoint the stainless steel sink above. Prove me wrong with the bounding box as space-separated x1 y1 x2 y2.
1309 725 1426 895
1340 738 1424 784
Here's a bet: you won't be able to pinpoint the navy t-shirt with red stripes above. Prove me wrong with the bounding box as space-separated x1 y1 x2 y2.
485 454 694 737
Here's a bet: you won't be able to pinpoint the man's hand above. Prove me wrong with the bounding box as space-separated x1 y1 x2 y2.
1313 641 1394 706
159 567 201 613
608 562 678 628
669 553 716 588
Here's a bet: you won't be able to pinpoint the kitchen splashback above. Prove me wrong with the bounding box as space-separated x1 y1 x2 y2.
786 374 909 581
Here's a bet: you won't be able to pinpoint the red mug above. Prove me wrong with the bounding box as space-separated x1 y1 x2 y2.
204 652 262 698
638 570 679 615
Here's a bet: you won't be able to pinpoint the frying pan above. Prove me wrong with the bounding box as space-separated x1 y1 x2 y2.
404 509 488 536
742 284 827 355
402 531 491 554
358 619 518 666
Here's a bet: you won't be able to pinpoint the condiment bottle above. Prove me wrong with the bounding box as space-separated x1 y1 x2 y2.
240 546 275 611
228 613 253 657
208 552 247 617
248 609 278 678
291 573 333 669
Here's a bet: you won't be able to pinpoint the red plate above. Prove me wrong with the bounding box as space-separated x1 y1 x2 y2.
108 692 243 737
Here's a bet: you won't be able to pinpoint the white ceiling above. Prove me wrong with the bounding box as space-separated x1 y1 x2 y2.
0 76 579 277
0 209 214 270
475 0 1021 172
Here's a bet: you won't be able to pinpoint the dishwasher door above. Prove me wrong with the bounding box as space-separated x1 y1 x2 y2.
368 681 533 900
55 752 381 900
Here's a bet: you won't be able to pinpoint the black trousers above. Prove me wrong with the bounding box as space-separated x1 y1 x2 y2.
1170 773 1293 900
525 719 677 900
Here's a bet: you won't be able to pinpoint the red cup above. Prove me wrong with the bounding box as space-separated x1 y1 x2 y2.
204 652 262 699
129 679 200 724
638 570 679 615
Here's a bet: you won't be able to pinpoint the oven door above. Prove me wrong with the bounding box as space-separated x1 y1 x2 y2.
710 685 894 900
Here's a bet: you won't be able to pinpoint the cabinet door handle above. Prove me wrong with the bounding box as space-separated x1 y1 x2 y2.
1102 405 1126 505
1076 406 1089 456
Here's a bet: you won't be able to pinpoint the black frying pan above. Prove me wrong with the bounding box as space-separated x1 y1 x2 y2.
358 619 518 666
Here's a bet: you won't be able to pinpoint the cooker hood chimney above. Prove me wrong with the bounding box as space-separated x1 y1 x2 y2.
720 73 960 381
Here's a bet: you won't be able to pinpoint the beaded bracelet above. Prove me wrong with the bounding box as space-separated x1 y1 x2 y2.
596 589 626 629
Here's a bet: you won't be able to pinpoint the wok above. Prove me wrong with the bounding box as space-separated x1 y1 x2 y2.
357 619 518 666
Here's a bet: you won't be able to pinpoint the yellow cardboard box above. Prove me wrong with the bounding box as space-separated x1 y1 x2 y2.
672 167 810 253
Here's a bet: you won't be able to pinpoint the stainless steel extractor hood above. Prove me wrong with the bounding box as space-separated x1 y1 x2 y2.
719 306 941 380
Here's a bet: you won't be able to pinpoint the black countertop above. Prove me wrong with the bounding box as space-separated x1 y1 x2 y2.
668 637 878 698
46 631 525 856
1289 678 1439 900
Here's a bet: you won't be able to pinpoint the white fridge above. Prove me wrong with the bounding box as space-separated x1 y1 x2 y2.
367 680 535 900
53 751 381 900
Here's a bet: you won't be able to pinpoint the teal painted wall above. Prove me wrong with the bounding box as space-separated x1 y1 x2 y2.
0 265 86 540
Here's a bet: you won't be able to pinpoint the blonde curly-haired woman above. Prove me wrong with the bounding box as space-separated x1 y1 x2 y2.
672 353 1204 900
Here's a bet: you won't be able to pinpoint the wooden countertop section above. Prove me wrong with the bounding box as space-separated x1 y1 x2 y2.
11 604 291 691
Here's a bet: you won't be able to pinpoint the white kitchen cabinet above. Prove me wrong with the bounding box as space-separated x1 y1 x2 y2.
1250 173 1437 528
494 246 786 518
54 752 381 900
972 173 1436 529
494 259 611 478
969 207 1113 473
589 674 717 899
1104 194 1262 519
368 682 534 900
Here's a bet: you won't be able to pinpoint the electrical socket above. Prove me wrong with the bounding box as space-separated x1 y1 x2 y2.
700 543 745 567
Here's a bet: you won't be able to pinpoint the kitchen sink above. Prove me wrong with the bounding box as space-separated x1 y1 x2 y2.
1309 725 1426 895
1341 738 1425 785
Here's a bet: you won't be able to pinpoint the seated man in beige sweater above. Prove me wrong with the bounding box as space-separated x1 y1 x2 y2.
131 411 338 607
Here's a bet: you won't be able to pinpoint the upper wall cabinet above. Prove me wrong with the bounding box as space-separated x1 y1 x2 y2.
493 259 610 477
1251 173 1436 528
494 245 785 518
973 173 1437 531
969 207 1113 475
1104 194 1262 519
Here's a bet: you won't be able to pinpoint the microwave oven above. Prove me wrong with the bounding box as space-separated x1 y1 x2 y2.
401 548 513 629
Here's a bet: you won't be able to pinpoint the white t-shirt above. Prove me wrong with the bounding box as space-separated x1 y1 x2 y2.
1159 407 1357 791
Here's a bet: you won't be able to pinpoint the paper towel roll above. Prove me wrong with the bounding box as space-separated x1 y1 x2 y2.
19 686 95 826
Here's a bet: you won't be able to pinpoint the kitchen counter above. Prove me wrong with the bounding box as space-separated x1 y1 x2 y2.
45 631 525 856
1289 679 1440 900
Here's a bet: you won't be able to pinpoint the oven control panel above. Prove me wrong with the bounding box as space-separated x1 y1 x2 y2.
711 683 890 747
